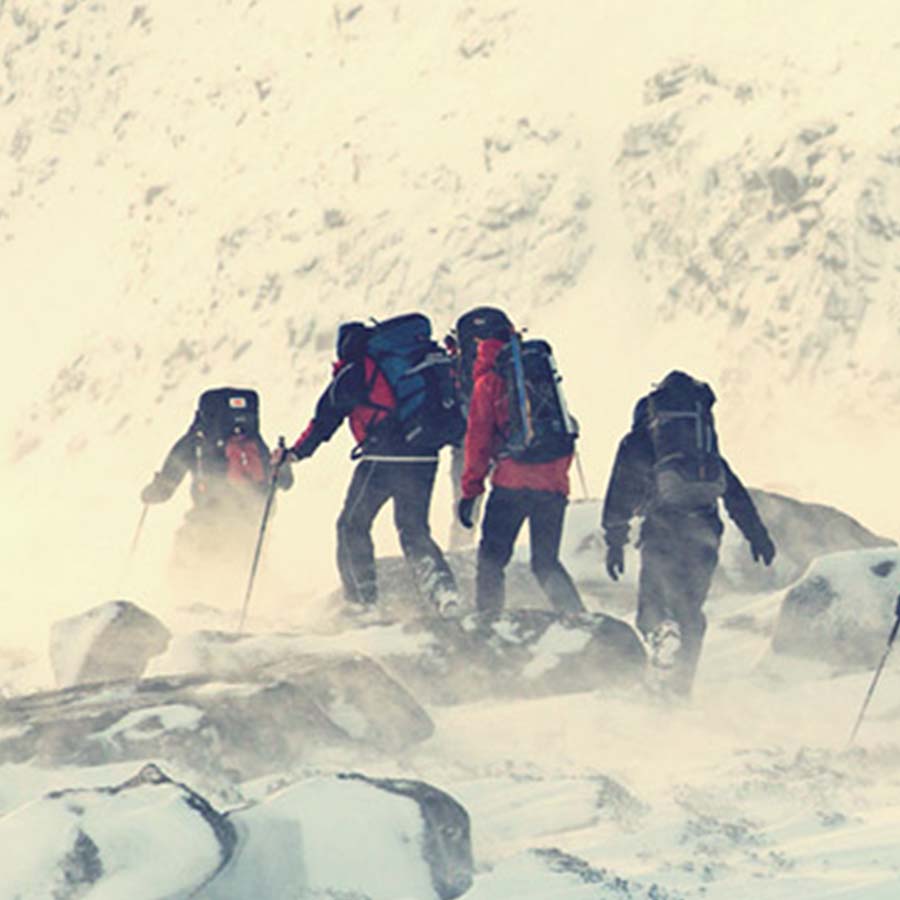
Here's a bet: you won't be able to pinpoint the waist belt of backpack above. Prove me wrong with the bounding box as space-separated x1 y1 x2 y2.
355 453 439 463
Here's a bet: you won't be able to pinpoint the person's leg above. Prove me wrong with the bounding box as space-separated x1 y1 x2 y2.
336 461 391 605
665 514 721 695
476 487 528 615
528 491 585 614
392 461 458 608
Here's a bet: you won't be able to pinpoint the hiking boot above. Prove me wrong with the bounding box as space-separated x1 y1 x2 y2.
649 620 682 669
433 587 463 620
341 600 386 627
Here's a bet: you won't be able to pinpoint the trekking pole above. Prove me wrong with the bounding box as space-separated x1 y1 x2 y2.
237 436 287 635
574 450 591 500
848 593 900 746
130 504 149 556
116 503 150 597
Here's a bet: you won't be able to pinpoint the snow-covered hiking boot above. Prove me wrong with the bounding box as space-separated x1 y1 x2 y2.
341 600 389 628
433 587 462 620
649 620 682 670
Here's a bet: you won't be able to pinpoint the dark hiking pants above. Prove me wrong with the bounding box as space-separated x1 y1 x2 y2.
637 507 723 695
336 458 456 607
476 486 585 616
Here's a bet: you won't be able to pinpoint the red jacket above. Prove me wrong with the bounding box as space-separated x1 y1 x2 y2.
461 338 572 499
292 357 408 457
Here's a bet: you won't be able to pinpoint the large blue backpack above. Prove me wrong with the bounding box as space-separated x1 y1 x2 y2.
361 313 466 453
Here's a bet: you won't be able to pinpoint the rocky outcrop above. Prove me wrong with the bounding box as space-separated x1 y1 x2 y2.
49 600 171 688
208 773 473 900
0 653 433 778
0 763 234 899
771 548 900 667
378 609 646 706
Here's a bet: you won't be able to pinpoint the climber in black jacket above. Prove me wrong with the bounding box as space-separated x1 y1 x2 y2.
601 371 775 697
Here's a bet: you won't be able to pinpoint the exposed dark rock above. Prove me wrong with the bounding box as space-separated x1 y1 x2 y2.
341 773 473 899
0 654 433 777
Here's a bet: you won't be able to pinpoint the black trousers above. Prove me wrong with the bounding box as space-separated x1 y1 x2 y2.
476 486 585 615
336 458 456 606
637 507 722 695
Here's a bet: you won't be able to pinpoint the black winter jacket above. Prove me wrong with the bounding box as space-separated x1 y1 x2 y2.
601 396 770 550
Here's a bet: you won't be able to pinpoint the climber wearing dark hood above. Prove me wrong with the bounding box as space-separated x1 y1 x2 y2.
140 386 294 600
601 370 775 697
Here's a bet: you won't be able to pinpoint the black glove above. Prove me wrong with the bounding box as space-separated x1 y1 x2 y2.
458 497 476 529
141 476 171 505
289 440 316 461
751 534 776 566
606 544 625 581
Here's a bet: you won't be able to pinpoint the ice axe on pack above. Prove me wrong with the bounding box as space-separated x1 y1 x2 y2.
847 593 900 746
237 436 287 635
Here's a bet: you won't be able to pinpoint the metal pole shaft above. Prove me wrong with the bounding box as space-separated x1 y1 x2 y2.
848 594 900 746
237 437 286 635
574 450 591 500
130 505 149 556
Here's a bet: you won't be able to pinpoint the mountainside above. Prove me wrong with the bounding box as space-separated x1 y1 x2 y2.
4 0 594 466
5 0 900 637
617 56 900 406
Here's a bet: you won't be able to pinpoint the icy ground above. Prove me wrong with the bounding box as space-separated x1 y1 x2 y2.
3 550 900 898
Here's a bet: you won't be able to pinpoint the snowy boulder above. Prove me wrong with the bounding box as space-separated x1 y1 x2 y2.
771 548 900 667
209 773 472 900
716 489 894 594
0 654 432 777
381 609 647 706
0 763 234 899
49 600 171 688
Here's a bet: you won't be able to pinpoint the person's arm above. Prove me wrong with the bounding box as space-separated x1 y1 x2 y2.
141 429 196 503
721 458 776 564
290 362 365 460
460 371 500 499
601 428 653 549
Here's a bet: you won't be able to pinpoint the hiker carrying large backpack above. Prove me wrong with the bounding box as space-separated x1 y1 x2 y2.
141 387 294 590
280 314 463 617
444 306 514 549
457 319 585 617
601 370 775 697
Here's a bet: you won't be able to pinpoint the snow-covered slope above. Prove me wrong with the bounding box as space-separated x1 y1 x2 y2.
6 1 900 897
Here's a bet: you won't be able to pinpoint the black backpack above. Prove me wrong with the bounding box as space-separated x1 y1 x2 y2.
451 307 513 413
494 335 578 464
192 387 268 487
641 371 726 508
362 314 466 453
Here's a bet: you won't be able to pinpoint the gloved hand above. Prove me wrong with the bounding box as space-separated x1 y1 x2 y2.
751 534 776 566
288 440 316 462
458 497 477 529
141 477 171 505
271 445 293 467
606 544 625 581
